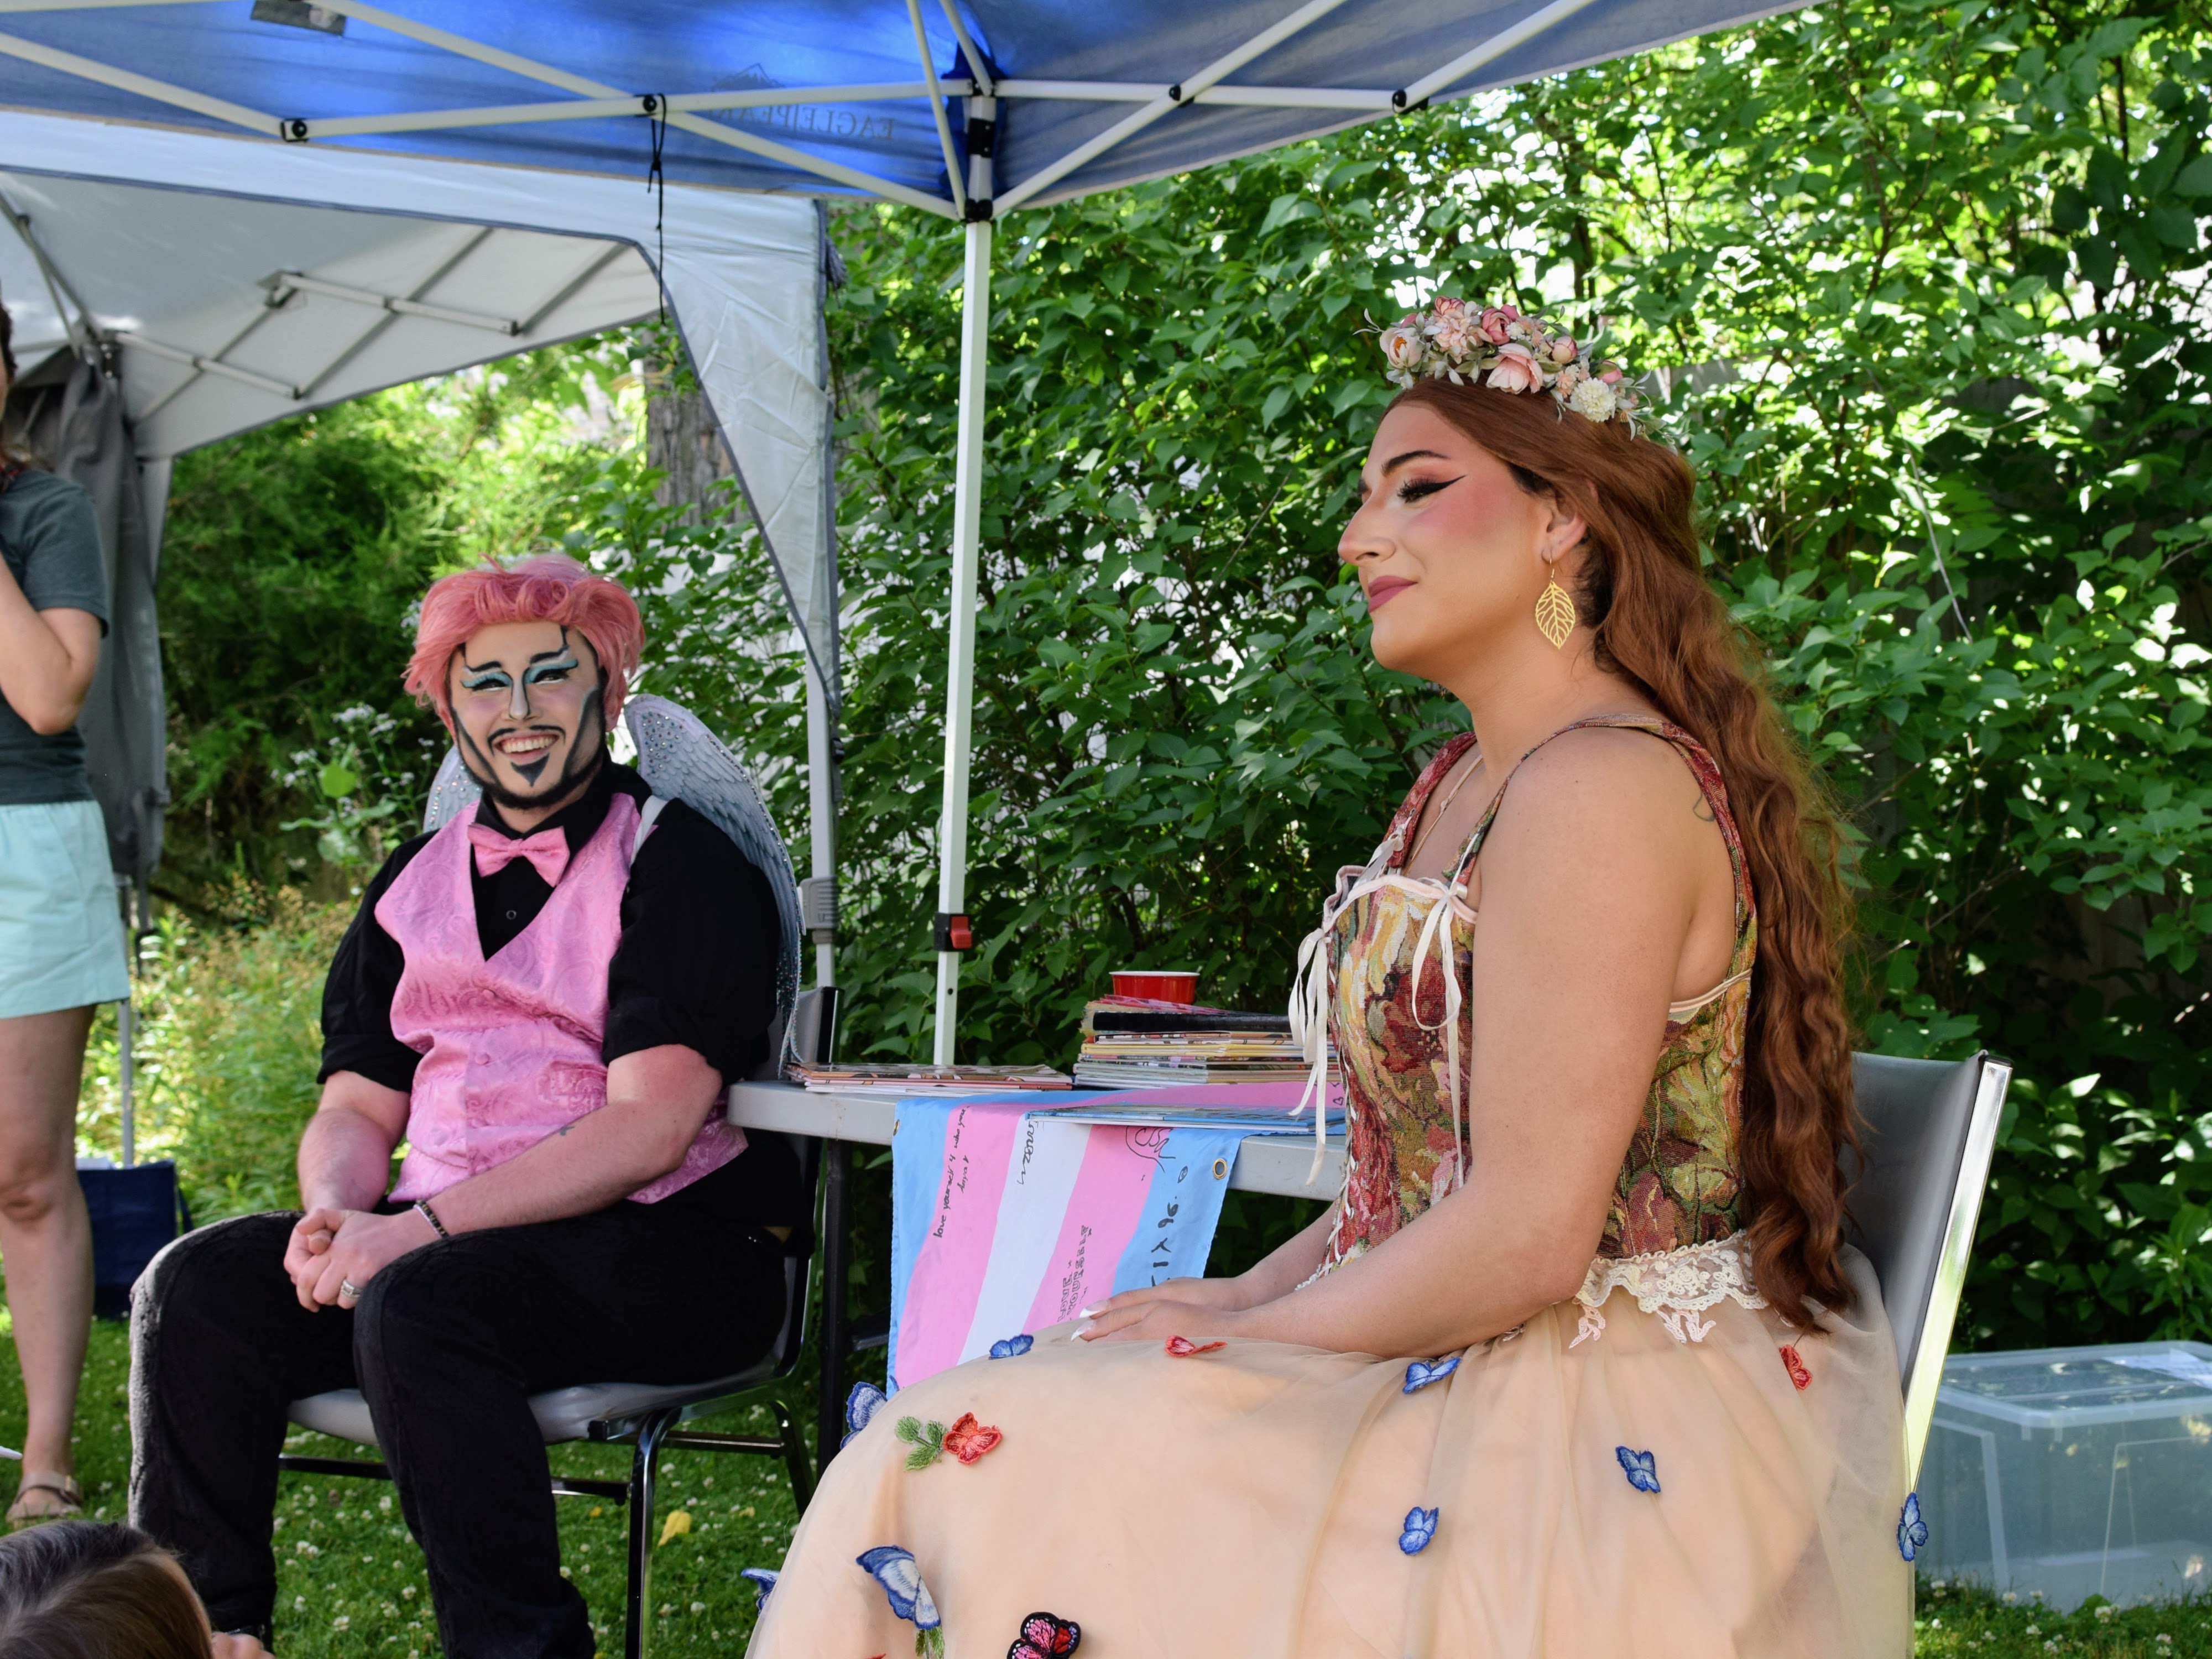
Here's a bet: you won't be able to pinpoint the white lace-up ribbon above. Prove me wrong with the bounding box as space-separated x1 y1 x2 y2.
1288 858 1478 1190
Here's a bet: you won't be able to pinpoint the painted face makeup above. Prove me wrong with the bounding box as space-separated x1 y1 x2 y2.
446 619 607 818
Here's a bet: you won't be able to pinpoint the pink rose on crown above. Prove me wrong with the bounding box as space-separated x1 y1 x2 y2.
1551 337 1578 364
1477 305 1519 345
1486 343 1545 394
1428 308 1479 359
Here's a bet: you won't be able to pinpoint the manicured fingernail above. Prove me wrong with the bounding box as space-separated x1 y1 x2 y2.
1071 1324 1094 1341
1077 1305 1104 1318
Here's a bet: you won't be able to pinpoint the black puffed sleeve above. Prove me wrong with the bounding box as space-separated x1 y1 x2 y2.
604 801 781 1086
316 833 434 1093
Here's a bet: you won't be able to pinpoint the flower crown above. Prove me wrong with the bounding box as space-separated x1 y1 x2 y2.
1376 296 1639 427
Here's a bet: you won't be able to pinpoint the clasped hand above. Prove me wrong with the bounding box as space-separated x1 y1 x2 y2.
1072 1274 1254 1344
283 1206 437 1312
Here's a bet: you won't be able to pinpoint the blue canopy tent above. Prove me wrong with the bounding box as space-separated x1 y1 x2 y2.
0 0 1810 1057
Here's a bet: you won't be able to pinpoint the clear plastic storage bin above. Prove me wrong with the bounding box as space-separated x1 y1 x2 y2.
1921 1341 2212 1610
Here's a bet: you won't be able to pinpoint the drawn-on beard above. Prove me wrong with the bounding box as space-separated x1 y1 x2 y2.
457 685 607 816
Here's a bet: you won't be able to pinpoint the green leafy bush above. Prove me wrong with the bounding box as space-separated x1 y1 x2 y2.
78 888 351 1222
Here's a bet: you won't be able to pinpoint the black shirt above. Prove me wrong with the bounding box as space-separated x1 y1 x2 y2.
320 759 782 1089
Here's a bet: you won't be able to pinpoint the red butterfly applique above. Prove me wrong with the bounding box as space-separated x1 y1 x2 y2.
1164 1334 1225 1357
1008 1610 1081 1657
1780 1345 1811 1391
942 1412 1003 1464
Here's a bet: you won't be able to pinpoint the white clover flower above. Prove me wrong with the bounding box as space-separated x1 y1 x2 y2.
2095 1605 2116 1621
332 1615 351 1631
1569 378 1620 421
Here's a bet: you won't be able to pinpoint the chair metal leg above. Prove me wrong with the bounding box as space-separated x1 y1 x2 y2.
816 1139 853 1462
624 1407 680 1659
775 1395 815 1514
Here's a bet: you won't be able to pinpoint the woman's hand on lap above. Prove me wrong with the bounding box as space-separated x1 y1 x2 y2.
1074 1277 1251 1343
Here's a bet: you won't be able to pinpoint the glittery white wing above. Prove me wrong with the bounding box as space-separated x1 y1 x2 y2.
422 746 482 834
622 695 802 1034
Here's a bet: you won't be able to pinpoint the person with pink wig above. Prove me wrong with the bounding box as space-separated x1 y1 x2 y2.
126 555 807 1658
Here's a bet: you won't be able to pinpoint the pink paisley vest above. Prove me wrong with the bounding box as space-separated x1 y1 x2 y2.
374 793 747 1205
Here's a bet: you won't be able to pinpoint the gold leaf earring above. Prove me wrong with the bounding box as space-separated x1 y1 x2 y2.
1534 570 1577 650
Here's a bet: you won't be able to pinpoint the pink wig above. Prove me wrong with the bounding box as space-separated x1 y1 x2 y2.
404 554 646 727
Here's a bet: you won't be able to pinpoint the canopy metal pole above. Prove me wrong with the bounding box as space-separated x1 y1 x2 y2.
805 662 838 990
931 212 993 1065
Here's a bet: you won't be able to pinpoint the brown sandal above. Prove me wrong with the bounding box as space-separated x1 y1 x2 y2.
7 1472 83 1527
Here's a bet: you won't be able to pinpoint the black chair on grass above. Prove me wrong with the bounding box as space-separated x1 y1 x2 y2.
1843 1048 2015 1482
281 990 839 1659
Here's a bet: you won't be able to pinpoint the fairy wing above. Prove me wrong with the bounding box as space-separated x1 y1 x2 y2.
620 695 804 1047
421 746 481 834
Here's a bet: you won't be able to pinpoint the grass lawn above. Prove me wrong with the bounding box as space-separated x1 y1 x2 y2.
19 1313 799 1656
12 1313 2212 1657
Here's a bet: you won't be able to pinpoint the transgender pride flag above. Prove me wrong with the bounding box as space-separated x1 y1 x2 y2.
885 1096 1250 1391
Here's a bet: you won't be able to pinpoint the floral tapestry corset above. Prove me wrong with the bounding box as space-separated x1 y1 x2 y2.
1312 715 1757 1274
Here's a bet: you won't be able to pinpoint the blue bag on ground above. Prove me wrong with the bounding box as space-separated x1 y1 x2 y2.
78 1160 189 1319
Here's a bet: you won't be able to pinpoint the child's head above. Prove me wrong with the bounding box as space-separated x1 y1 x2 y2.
0 1521 215 1659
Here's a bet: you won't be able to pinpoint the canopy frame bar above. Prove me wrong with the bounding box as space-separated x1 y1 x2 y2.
992 0 1356 212
0 23 276 132
270 267 521 335
904 0 966 217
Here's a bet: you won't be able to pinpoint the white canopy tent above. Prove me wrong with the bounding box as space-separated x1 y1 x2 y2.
0 0 1817 1060
0 112 842 983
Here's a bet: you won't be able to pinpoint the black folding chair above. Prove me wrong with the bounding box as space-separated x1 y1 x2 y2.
281 990 841 1659
1843 1048 2015 1481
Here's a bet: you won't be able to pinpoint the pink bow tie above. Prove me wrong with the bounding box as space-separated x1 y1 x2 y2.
467 822 571 887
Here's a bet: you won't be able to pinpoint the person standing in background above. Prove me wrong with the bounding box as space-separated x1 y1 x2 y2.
0 294 129 1525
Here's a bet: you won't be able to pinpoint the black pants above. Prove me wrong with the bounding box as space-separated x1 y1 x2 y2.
128 1160 787 1658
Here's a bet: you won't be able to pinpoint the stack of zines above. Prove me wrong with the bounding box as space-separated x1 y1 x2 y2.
1072 997 1332 1088
786 1062 1071 1094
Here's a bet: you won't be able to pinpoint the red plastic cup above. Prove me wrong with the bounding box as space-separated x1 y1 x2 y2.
1111 970 1199 1003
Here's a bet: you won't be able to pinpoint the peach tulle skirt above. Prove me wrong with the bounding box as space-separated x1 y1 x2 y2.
746 1245 1910 1659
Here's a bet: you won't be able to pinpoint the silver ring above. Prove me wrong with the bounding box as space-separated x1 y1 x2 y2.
338 1279 361 1301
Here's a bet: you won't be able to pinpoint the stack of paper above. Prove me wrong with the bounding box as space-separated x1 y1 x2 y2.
788 1062 1071 1093
1072 998 1331 1088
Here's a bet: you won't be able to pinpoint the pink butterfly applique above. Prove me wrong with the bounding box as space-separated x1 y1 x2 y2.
1008 1611 1081 1657
1164 1335 1225 1357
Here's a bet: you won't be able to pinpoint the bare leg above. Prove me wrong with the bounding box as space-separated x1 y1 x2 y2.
0 1004 94 1507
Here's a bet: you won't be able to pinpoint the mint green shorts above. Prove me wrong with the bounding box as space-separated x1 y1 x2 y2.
0 799 129 1019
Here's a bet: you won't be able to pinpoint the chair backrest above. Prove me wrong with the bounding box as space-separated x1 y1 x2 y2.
1841 1050 2013 1481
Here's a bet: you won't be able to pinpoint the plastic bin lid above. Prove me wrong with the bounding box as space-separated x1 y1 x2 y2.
1937 1341 2212 1429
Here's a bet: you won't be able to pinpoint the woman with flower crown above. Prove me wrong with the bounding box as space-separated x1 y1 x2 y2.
747 299 1911 1659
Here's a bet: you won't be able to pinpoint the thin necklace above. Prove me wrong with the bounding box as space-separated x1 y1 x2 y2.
1405 749 1485 870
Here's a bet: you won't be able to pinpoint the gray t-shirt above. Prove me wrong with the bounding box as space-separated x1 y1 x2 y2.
0 469 108 806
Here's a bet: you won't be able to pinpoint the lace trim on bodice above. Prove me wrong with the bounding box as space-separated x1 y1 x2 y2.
1569 1231 1766 1347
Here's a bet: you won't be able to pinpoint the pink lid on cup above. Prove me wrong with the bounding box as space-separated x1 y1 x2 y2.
1110 970 1199 1004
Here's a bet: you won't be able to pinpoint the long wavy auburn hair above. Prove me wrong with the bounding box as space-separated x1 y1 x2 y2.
1391 377 1860 1324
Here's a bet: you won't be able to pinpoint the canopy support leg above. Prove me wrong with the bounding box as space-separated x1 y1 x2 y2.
931 216 993 1066
806 657 838 990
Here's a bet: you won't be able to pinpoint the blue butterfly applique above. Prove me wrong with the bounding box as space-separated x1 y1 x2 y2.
1398 1506 1439 1554
1615 1447 1661 1494
858 1547 940 1627
844 1381 889 1445
1897 1493 1929 1562
989 1333 1036 1359
1402 1355 1461 1394
739 1568 778 1611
